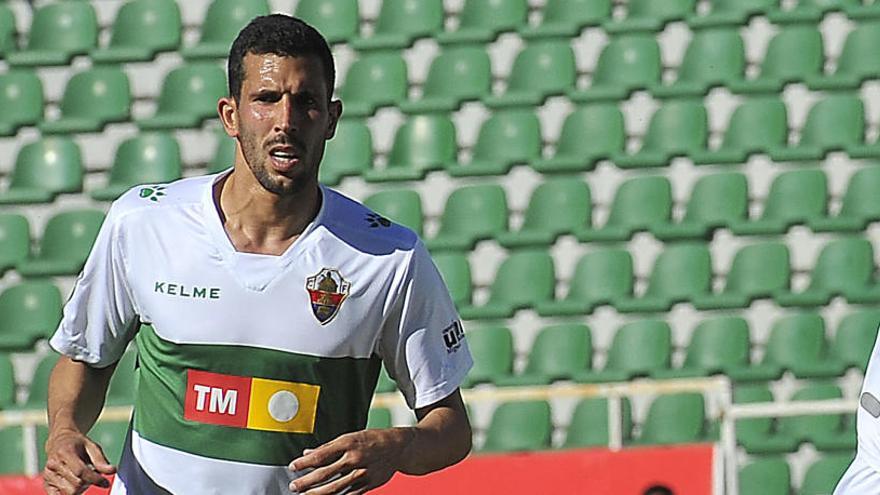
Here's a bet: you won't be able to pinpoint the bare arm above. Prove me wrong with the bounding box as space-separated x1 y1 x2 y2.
43 356 118 494
289 389 471 494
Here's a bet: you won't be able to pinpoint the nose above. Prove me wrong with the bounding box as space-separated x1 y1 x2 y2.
273 94 297 134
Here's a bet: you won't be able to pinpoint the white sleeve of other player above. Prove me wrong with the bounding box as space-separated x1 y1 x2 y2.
49 203 139 368
379 240 473 410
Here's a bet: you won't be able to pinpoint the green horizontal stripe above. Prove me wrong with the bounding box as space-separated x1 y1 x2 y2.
133 324 380 465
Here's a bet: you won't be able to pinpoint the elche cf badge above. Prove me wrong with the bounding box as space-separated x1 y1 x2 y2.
305 268 351 325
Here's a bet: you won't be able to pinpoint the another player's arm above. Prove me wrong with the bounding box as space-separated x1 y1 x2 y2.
289 388 471 494
43 356 119 494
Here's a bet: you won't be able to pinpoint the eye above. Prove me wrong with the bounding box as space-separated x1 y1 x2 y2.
255 91 281 103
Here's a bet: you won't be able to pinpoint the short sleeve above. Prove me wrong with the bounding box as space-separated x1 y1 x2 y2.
379 241 473 410
49 203 139 368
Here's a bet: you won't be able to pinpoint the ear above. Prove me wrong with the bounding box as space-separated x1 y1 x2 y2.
218 96 239 138
324 99 342 140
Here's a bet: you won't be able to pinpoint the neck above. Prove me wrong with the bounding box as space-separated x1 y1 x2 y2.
214 169 321 255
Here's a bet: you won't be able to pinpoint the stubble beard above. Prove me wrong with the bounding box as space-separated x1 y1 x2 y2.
237 132 312 197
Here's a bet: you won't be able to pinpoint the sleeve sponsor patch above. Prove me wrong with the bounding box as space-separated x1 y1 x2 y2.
442 321 465 354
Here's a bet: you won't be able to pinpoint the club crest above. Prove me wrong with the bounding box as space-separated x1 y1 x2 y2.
305 268 351 325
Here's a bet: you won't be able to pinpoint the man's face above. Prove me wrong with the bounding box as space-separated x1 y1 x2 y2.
222 52 341 196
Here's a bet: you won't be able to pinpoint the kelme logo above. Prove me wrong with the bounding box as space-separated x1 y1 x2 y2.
139 185 166 202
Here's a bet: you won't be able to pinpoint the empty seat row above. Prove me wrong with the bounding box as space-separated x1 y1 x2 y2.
0 209 103 278
365 170 880 255
740 455 853 495
465 311 878 387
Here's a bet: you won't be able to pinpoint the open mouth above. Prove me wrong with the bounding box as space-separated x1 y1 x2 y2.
268 146 301 172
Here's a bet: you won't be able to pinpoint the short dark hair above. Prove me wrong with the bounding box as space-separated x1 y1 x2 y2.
227 14 335 102
643 485 674 495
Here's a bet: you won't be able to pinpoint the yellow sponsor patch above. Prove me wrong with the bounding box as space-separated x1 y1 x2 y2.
247 377 321 433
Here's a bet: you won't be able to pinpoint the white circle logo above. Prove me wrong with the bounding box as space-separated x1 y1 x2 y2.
268 390 300 423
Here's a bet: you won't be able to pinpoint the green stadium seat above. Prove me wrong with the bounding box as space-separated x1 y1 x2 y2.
775 237 877 307
25 354 58 407
0 71 44 136
734 385 798 453
0 214 30 275
653 172 749 240
577 175 672 242
106 349 139 406
845 1 880 18
363 189 423 236
614 99 708 168
485 40 576 108
482 400 552 452
520 0 612 39
0 427 26 474
400 46 492 114
460 250 554 320
730 169 827 236
364 114 457 183
615 243 712 313
17 209 105 278
375 366 395 393
604 0 696 33
653 316 751 379
563 397 633 448
0 353 14 409
40 67 131 135
92 133 183 201
366 407 392 429
653 28 745 97
181 0 270 60
91 0 182 63
426 184 507 251
738 458 791 495
0 4 15 58
693 242 790 310
569 34 661 102
537 248 634 316
463 326 513 386
87 421 129 465
729 25 823 94
318 119 373 185
532 103 625 173
729 314 844 382
769 0 860 23
496 324 591 386
831 310 880 372
350 0 444 51
777 384 852 451
437 0 528 44
689 0 780 28
447 109 542 176
498 178 591 248
294 0 359 45
639 393 707 445
801 455 853 495
209 132 236 174
432 252 472 309
0 137 83 204
692 96 788 165
811 166 880 232
7 2 98 67
0 282 62 351
338 52 408 118
769 94 865 162
138 64 227 130
576 320 671 383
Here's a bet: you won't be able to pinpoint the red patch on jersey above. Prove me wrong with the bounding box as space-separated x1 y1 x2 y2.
183 370 251 428
305 268 351 325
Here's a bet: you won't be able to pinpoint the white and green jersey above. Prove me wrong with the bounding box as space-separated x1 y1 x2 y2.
50 171 472 494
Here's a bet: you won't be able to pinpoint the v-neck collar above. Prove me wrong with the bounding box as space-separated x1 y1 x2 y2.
200 170 329 291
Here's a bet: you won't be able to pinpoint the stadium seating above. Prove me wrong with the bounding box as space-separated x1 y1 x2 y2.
318 119 373 185
692 242 790 309
569 34 661 102
459 249 555 319
520 0 612 39
652 316 751 378
0 427 26 474
769 0 860 23
338 52 408 118
25 354 57 407
691 96 788 165
92 133 183 201
497 177 591 248
40 67 132 135
482 400 553 452
614 99 709 168
576 320 671 383
738 458 791 495
87 421 129 464
531 102 625 173
432 252 472 308
463 326 513 386
437 0 528 44
614 243 712 313
729 25 823 93
447 109 542 177
735 384 799 453
182 0 270 60
294 0 360 45
563 397 632 448
17 209 105 278
775 237 878 306
0 214 30 275
776 383 853 451
637 393 706 445
653 172 749 240
400 46 492 114
7 1 98 67
495 323 591 386
485 40 576 108
426 184 508 251
0 137 84 204
576 175 672 242
90 0 182 63
363 189 423 236
800 455 854 495
0 4 14 59
604 0 696 33
364 114 456 182
811 166 880 232
536 248 634 316
0 71 44 136
730 169 827 236
653 28 745 97
830 310 880 372
350 0 444 51
366 407 392 429
689 0 780 28
808 21 880 90
209 132 236 174
138 64 227 130
0 282 62 351
769 93 866 161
